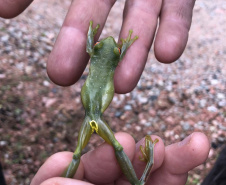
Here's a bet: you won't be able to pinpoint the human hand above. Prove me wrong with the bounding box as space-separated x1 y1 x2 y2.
31 132 209 185
0 0 196 93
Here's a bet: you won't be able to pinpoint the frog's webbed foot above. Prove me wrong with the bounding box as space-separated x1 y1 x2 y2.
86 20 100 56
139 136 159 183
119 30 138 61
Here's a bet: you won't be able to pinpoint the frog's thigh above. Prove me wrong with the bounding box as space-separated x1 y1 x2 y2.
97 119 140 184
97 119 122 150
75 119 93 155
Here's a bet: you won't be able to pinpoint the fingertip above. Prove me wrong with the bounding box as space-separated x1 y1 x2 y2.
0 0 33 19
40 177 92 185
181 132 210 164
31 152 84 185
154 31 188 63
46 27 89 86
47 56 78 87
165 132 210 175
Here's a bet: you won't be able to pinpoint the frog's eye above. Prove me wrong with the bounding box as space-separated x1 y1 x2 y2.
114 47 120 56
118 48 121 54
94 42 100 46
94 41 103 49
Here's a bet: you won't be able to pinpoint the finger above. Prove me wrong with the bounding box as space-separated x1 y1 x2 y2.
40 177 93 185
0 0 33 18
47 0 116 86
82 132 136 184
30 152 84 185
116 135 165 185
149 132 210 185
114 0 162 93
154 0 196 63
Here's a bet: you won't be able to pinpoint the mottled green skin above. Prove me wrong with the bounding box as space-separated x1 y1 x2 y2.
62 21 158 185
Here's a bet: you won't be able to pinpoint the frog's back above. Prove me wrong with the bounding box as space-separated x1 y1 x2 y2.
81 36 121 115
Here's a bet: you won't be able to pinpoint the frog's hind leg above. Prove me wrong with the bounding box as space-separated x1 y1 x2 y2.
139 135 159 183
62 117 93 178
97 118 141 185
97 118 159 185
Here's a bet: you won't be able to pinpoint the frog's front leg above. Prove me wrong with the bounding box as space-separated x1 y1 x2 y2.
62 117 93 178
119 30 138 61
86 20 100 56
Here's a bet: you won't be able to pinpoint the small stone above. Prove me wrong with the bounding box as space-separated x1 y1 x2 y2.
207 106 218 112
218 100 226 107
137 96 148 104
181 121 191 131
15 62 24 70
135 126 142 132
144 122 151 127
115 111 123 118
199 99 207 108
0 74 6 79
25 66 33 75
217 93 225 99
165 116 176 125
174 134 179 139
42 97 57 108
0 141 8 146
168 92 178 104
124 105 132 111
210 79 219 85
43 80 50 87
1 35 9 42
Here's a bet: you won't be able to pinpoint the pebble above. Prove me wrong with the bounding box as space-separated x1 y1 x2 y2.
218 100 226 107
25 66 33 75
124 104 132 111
0 74 6 79
43 80 50 87
1 35 9 42
181 121 191 131
137 95 149 105
0 141 8 146
210 79 219 85
217 93 225 99
200 99 207 108
207 105 218 112
135 125 142 132
115 111 123 118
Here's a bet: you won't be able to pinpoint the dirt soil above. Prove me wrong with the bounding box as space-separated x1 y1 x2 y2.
0 0 226 185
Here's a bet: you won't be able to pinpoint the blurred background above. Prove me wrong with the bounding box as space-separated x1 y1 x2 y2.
0 0 225 184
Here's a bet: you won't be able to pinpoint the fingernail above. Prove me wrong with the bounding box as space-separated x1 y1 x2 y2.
178 134 192 146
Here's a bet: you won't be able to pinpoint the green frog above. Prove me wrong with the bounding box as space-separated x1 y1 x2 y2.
62 21 159 185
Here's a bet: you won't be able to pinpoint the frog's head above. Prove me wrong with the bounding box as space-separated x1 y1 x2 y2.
93 36 120 67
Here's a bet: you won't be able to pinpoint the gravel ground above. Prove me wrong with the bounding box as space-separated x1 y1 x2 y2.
0 0 226 185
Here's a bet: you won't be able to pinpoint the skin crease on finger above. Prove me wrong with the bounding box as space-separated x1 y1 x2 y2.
0 0 33 18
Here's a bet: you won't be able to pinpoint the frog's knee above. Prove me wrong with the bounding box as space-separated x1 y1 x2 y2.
113 142 123 152
73 153 81 160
